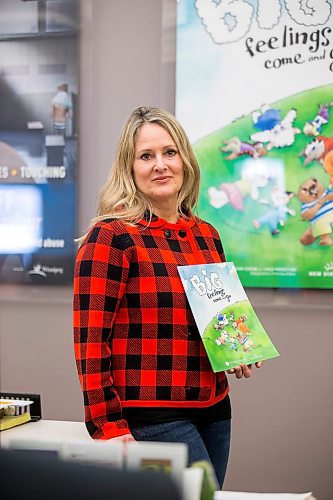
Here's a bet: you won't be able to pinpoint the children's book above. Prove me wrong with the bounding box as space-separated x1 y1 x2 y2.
177 262 279 373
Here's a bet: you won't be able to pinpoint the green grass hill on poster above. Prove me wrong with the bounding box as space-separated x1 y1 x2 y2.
194 85 333 289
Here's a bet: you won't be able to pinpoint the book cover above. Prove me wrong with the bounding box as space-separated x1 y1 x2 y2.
177 262 279 372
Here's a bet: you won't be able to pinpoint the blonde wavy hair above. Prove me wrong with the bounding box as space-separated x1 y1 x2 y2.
77 106 200 245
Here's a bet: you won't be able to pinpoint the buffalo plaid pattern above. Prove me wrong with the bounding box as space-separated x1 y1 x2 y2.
74 215 229 439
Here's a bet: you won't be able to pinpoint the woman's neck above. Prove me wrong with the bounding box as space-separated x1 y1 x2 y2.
152 206 179 224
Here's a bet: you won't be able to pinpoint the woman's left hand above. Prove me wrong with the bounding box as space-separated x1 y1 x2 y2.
227 361 263 379
112 433 136 443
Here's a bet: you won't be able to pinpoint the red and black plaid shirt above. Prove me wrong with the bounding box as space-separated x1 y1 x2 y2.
73 215 229 439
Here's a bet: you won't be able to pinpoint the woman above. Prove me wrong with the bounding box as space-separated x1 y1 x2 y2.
74 106 262 488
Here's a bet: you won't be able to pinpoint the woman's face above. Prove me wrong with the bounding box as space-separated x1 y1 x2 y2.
133 123 184 210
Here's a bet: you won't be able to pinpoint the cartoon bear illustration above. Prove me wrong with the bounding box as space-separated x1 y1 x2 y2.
297 178 333 246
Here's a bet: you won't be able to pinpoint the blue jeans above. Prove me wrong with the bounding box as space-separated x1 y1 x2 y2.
130 418 231 489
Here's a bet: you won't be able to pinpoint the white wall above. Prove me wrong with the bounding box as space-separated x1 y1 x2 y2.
1 1 332 499
78 0 168 233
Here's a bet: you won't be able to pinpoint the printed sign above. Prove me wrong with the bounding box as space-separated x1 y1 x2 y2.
176 0 333 288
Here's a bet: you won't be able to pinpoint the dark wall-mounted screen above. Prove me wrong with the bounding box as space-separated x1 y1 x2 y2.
0 0 78 284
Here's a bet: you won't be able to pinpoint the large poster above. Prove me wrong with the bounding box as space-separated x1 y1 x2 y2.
176 0 333 289
0 0 78 284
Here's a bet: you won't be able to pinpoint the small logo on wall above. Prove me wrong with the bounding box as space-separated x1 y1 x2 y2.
27 264 47 278
27 264 64 278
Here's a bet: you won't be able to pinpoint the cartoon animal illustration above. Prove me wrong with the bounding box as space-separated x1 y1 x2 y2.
228 336 238 351
232 314 252 335
215 330 229 346
221 137 267 160
214 313 229 330
297 178 333 246
251 108 300 150
208 165 270 211
299 136 333 166
253 187 295 235
252 105 281 131
236 332 255 352
219 313 229 327
303 103 333 137
323 150 333 186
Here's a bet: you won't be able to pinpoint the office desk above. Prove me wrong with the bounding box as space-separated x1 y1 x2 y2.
0 419 89 448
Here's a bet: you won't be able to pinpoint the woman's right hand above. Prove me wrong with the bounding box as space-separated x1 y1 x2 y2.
227 361 263 379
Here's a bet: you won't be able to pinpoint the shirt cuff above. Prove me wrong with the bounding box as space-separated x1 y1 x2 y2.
91 419 131 440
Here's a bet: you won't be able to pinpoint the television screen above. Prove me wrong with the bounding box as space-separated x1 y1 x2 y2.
0 1 79 284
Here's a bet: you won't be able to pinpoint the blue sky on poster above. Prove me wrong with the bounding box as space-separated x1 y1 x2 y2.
176 0 333 142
